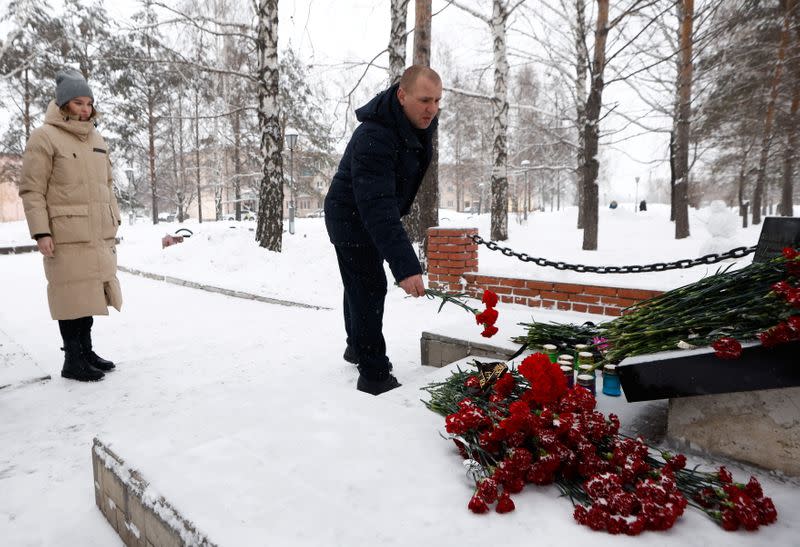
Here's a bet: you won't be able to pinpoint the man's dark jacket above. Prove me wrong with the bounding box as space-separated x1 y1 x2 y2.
324 83 437 283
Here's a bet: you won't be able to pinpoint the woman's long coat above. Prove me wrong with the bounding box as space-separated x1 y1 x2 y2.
19 100 123 320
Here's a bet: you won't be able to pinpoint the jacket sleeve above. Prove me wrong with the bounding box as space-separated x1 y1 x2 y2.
19 130 53 239
107 154 122 225
350 126 422 282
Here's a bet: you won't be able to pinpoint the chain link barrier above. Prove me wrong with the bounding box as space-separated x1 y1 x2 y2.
470 234 756 274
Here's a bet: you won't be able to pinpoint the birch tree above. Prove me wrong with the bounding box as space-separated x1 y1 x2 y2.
253 0 284 251
388 0 410 85
572 0 589 229
451 0 524 241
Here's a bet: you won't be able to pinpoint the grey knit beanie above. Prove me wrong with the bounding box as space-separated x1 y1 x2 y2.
55 68 93 107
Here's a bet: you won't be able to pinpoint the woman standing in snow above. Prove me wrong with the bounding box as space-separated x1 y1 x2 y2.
19 68 123 382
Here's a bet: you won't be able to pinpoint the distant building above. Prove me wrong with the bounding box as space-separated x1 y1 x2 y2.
438 162 487 212
0 154 24 223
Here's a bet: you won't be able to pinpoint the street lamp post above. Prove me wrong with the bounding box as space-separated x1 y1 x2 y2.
286 129 298 234
635 176 640 212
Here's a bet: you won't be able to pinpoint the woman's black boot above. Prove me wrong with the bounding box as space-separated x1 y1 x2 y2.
78 317 115 372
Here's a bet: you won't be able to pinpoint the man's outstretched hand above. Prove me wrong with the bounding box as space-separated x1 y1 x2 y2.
399 274 425 297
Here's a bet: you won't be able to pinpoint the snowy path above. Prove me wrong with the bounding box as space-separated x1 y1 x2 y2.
1 252 798 546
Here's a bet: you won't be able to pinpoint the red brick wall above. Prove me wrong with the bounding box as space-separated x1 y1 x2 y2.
427 227 662 317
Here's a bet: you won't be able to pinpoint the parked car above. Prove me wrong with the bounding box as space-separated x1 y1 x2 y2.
157 212 177 223
307 208 325 218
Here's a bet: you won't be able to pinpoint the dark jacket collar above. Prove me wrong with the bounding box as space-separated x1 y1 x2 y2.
355 83 438 149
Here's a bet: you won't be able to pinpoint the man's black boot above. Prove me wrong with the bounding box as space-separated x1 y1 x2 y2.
357 373 401 395
78 317 115 372
61 340 104 382
343 345 358 365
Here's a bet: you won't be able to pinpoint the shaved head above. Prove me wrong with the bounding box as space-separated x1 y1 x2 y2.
399 65 442 92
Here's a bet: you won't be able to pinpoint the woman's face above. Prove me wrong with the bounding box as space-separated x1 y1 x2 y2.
66 97 93 121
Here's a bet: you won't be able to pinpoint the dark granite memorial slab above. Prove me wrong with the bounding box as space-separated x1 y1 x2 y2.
617 340 800 402
753 217 800 263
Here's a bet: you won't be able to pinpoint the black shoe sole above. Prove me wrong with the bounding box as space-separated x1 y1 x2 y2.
61 370 104 382
357 376 402 395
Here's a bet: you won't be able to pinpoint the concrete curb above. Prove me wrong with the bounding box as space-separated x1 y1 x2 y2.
93 438 218 547
117 265 332 311
0 237 124 255
420 331 518 367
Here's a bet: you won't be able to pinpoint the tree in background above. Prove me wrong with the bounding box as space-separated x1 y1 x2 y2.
253 0 283 251
672 0 694 239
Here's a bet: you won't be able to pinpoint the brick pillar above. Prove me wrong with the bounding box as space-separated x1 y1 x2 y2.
426 227 479 292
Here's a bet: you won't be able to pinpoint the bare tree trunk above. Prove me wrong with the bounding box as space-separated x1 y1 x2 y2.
753 0 792 225
780 1 799 217
575 0 588 230
782 82 798 218
388 0 410 85
738 146 749 228
178 93 187 218
669 130 676 221
581 0 609 251
232 109 243 220
673 0 693 239
194 90 203 223
148 92 158 224
254 0 284 252
489 0 510 241
23 67 31 143
402 0 423 244
167 98 183 222
403 0 439 260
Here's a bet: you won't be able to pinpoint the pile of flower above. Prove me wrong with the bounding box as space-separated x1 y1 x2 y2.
514 247 800 363
423 354 778 534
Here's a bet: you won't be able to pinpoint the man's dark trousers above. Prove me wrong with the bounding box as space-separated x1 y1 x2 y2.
334 243 392 381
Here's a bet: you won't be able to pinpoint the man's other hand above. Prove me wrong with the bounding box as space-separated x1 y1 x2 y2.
399 274 425 297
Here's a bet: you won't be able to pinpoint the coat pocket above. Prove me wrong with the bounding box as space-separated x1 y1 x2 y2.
48 204 91 244
101 203 119 240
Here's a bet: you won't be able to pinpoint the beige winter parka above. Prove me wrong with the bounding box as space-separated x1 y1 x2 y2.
19 100 123 320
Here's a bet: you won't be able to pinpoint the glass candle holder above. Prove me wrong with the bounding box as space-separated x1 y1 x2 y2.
602 364 621 397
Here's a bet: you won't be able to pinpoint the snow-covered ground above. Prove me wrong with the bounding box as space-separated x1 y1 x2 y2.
1 205 795 546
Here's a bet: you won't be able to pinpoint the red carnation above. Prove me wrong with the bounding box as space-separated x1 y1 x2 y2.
468 494 489 514
493 373 515 398
518 353 568 405
482 289 499 308
783 247 798 260
481 324 499 338
475 307 499 327
477 478 498 503
718 466 733 483
712 337 742 360
496 492 515 513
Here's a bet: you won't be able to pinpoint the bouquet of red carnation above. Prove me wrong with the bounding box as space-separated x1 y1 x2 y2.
423 355 778 534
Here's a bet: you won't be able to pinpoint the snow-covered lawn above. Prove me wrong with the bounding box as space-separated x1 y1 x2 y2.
1 205 795 546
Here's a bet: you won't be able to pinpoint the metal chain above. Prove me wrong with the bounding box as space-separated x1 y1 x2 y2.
470 234 756 274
